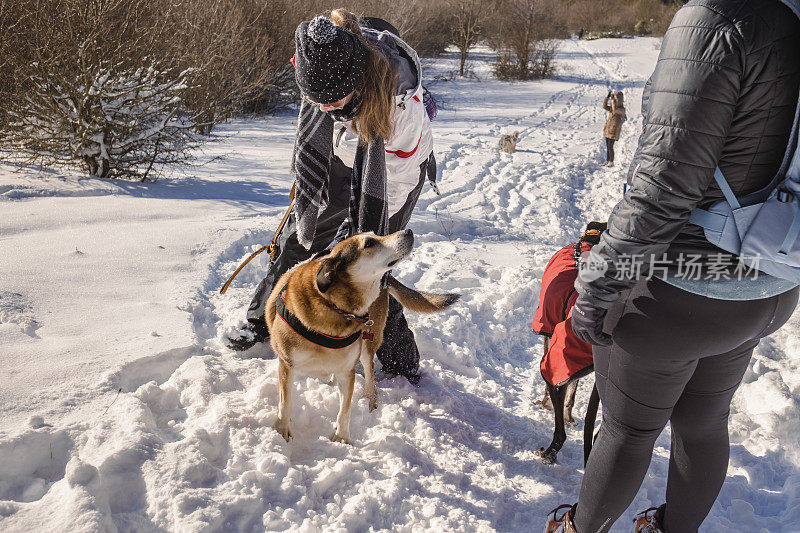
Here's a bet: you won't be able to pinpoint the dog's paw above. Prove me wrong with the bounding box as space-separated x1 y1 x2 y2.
273 421 293 442
368 397 378 412
329 432 351 445
565 417 578 426
535 447 558 465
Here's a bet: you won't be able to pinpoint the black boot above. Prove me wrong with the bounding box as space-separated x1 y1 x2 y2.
226 319 270 351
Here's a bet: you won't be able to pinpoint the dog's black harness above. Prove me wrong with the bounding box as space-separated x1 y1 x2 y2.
275 287 371 349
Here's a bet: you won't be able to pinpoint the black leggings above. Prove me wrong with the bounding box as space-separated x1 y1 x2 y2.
573 278 798 533
605 137 615 163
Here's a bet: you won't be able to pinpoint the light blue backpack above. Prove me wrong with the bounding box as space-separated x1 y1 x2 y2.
689 99 800 284
688 0 800 285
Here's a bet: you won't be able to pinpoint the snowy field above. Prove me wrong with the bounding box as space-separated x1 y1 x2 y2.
2 37 800 532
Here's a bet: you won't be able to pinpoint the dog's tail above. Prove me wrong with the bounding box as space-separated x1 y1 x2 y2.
387 276 460 313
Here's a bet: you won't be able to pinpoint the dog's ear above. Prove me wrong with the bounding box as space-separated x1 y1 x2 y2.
316 258 338 293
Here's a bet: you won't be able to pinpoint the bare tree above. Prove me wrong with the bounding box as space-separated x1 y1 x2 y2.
451 0 484 77
492 0 562 80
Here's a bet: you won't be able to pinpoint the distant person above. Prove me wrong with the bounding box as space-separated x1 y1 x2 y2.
577 26 585 40
544 0 800 531
601 90 625 167
226 10 435 385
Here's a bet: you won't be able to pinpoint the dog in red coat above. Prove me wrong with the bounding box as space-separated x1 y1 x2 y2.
532 222 606 464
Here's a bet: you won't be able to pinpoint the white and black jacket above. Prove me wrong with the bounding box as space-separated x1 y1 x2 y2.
332 28 434 218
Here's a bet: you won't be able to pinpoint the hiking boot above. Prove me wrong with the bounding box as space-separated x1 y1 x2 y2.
633 504 665 533
405 370 421 386
375 368 422 386
544 504 578 533
225 320 270 351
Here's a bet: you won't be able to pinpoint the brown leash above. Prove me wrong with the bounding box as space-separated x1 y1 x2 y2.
219 184 296 295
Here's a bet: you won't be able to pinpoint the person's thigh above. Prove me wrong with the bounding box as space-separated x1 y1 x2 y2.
607 279 780 365
388 165 426 233
594 281 700 411
593 342 698 416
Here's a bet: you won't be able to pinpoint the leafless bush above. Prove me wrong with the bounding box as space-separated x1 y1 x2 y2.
490 0 563 80
561 0 679 37
323 1 454 57
494 41 558 80
399 5 455 57
166 0 302 131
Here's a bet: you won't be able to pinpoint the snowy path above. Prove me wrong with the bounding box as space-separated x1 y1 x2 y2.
2 38 800 532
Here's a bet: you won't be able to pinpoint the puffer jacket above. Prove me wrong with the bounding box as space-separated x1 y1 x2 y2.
602 92 626 140
576 0 800 303
333 28 434 217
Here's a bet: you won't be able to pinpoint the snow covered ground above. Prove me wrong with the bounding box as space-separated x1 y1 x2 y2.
2 37 800 532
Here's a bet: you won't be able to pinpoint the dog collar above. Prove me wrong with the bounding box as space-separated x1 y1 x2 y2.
322 299 374 327
275 288 363 349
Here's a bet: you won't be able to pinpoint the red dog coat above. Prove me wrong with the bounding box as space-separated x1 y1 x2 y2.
532 242 594 387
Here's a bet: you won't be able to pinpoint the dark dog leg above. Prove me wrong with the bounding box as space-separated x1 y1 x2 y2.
563 379 579 425
538 382 568 464
534 337 553 411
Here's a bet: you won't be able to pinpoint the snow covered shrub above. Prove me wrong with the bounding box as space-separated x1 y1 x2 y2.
4 60 204 180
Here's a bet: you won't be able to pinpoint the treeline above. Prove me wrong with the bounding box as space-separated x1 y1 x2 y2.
0 0 679 179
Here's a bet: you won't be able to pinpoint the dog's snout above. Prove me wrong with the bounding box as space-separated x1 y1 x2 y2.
401 229 414 246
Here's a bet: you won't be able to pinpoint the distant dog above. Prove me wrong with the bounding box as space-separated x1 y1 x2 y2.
266 230 459 444
499 131 520 153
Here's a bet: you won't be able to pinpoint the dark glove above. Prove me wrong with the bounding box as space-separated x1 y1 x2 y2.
571 294 613 346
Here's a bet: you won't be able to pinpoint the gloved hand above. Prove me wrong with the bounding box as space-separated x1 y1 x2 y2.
571 294 613 346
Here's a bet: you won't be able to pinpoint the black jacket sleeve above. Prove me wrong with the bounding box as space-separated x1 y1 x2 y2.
576 3 745 303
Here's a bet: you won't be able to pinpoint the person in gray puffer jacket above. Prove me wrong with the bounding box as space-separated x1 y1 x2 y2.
546 1 800 532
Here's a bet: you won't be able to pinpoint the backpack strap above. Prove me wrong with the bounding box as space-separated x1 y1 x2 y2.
778 198 800 258
710 167 741 208
689 167 740 232
688 206 726 233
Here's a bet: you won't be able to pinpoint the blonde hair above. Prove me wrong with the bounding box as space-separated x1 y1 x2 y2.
331 8 395 144
330 8 360 34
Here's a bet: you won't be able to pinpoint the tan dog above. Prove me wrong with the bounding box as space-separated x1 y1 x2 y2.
499 131 520 153
266 229 459 444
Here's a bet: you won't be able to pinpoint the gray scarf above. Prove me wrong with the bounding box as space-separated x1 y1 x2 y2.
292 98 388 249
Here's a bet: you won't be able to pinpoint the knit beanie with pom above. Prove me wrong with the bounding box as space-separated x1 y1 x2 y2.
294 16 367 104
